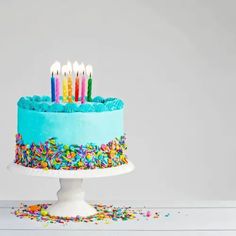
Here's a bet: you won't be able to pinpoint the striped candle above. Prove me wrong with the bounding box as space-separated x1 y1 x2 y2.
55 62 61 103
73 61 80 102
78 63 86 104
75 75 80 102
51 73 55 102
86 65 93 102
61 64 68 103
55 74 60 103
50 61 61 103
81 73 86 104
67 61 73 103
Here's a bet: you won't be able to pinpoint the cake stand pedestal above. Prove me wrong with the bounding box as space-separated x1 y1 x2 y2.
7 162 134 217
47 178 96 217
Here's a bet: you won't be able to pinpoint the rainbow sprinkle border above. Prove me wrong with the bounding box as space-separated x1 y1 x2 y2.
15 134 128 170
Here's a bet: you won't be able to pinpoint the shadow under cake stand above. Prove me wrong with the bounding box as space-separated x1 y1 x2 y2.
8 162 134 217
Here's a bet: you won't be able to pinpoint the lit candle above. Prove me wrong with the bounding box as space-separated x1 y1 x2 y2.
55 61 61 103
61 64 68 103
86 65 93 102
67 61 73 103
80 63 86 104
50 64 56 102
73 61 80 102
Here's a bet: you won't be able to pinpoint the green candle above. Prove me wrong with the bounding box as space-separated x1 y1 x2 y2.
87 76 92 102
86 65 93 102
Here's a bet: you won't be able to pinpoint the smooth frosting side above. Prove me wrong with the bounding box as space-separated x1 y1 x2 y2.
17 96 124 113
18 107 124 145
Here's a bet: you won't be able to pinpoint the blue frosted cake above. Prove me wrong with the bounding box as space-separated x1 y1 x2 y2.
15 60 130 170
15 95 128 170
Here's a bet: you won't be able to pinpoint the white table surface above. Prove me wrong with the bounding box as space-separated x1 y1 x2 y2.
1 201 236 236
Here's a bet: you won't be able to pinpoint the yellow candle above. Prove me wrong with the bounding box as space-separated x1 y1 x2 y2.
62 64 68 102
62 76 68 102
67 61 73 103
68 74 73 103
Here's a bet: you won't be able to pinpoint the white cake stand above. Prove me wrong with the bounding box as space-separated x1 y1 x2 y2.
7 162 134 217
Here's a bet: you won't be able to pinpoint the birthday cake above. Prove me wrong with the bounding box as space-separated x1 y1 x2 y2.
14 61 129 170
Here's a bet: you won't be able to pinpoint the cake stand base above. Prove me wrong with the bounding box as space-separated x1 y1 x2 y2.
8 162 135 217
47 178 97 217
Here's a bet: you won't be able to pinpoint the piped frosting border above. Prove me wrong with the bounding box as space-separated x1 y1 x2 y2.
17 96 124 113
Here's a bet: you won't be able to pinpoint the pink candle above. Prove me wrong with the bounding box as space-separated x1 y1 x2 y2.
55 74 60 103
81 73 86 104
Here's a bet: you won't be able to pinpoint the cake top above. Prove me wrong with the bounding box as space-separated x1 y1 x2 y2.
17 60 125 113
17 96 124 113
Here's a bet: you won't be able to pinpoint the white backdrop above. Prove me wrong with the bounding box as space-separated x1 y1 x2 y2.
0 0 236 201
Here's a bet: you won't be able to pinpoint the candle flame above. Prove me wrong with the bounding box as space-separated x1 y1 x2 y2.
50 61 61 75
78 63 85 75
67 61 72 74
54 61 61 74
73 61 80 75
86 64 93 77
61 64 68 76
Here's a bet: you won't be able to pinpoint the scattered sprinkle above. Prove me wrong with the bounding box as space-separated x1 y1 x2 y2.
146 210 151 217
164 213 170 217
13 203 160 225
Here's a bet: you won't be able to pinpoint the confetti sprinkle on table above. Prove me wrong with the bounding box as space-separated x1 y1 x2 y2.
13 203 160 225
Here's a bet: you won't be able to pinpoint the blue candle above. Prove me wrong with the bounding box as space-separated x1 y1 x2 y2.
51 73 55 102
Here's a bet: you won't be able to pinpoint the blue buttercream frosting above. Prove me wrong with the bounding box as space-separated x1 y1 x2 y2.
104 97 116 102
78 103 96 112
41 96 51 102
32 102 41 111
94 103 107 112
106 99 124 111
18 98 33 110
17 95 124 113
25 96 33 101
18 107 124 145
50 103 65 112
17 97 27 107
40 103 50 112
32 95 41 102
64 103 79 113
92 96 105 103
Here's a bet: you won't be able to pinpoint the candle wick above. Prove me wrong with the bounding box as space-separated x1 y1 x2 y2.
83 71 85 75
51 72 54 77
77 72 79 77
